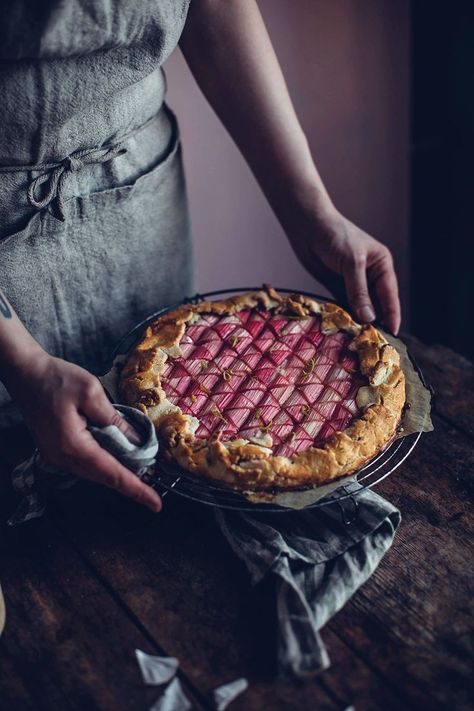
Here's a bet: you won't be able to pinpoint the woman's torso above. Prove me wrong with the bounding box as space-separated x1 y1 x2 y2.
0 1 196 425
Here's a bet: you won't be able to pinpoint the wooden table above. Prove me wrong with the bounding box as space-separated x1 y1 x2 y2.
0 335 472 711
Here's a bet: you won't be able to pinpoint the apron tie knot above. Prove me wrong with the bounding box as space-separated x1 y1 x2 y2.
27 143 127 221
63 154 84 172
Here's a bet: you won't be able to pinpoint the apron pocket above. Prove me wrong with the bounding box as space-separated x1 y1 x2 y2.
72 105 182 217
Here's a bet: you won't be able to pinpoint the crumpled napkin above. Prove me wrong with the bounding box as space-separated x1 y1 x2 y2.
215 483 401 679
7 405 158 526
135 649 248 710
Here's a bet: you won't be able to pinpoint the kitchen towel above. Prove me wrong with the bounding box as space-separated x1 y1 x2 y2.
215 485 400 679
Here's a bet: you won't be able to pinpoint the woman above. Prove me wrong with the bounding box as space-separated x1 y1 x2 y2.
0 0 400 513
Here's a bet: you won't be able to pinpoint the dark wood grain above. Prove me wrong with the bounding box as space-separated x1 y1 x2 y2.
46 486 342 711
0 464 208 711
0 337 472 710
329 415 473 711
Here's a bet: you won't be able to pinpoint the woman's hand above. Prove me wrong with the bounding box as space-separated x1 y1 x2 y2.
7 352 162 512
289 208 401 335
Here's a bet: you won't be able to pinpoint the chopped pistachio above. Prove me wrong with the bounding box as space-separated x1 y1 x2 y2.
211 406 227 423
303 357 316 376
260 420 273 433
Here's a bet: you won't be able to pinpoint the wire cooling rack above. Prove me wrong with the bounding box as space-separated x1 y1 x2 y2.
109 287 428 514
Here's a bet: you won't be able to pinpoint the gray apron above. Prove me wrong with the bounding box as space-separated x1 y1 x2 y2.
0 1 195 426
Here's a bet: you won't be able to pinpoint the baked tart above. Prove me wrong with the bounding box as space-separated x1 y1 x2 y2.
119 286 405 491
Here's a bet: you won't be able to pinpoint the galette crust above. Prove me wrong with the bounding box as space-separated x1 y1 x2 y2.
119 285 406 491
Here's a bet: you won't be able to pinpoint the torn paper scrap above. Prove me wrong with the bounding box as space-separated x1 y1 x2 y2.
213 678 249 710
135 649 179 686
150 677 192 711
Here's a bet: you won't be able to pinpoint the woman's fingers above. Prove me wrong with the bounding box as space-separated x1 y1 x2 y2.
79 378 142 445
63 429 162 512
369 249 401 335
342 254 376 324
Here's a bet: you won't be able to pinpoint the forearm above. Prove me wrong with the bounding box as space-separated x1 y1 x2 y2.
0 289 45 391
180 0 335 239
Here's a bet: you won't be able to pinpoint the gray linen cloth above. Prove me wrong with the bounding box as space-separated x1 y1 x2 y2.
7 405 400 681
215 487 401 679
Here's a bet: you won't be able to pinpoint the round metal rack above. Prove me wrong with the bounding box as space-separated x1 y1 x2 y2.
110 287 428 514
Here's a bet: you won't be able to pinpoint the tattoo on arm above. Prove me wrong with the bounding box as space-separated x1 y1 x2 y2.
0 291 12 319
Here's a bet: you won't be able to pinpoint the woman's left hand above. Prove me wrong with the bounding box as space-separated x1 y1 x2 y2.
289 208 401 335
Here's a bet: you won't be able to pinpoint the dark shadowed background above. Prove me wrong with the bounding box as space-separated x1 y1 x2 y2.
164 0 473 360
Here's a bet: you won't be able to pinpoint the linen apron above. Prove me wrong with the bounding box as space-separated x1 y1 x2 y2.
0 0 195 427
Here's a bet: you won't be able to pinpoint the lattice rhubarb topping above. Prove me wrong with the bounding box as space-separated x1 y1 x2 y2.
160 309 365 458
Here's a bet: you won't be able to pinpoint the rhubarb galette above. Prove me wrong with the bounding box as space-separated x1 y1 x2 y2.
119 286 405 491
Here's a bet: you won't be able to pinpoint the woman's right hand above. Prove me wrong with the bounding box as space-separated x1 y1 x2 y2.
6 351 162 512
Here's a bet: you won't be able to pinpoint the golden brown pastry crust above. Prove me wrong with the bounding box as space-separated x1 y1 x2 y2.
119 286 406 491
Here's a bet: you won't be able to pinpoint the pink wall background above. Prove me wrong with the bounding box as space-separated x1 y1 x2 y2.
164 0 411 318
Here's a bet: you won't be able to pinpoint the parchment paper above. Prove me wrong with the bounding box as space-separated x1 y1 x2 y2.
100 331 433 510
99 354 127 402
